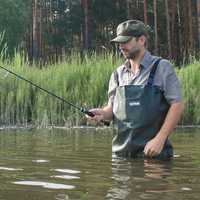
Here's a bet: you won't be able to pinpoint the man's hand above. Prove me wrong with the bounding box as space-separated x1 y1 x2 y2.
144 102 184 157
86 105 113 125
86 108 105 124
143 136 165 157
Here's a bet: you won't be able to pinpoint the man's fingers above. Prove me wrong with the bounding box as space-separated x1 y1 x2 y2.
145 149 159 157
144 146 157 157
93 115 104 122
143 144 149 155
85 109 98 118
86 112 103 122
144 148 151 156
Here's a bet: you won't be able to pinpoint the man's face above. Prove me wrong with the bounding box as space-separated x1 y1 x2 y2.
118 36 145 59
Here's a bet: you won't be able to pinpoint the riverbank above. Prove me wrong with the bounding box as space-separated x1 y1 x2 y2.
0 124 200 132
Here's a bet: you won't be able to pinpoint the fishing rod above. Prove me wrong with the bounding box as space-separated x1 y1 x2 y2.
0 65 109 126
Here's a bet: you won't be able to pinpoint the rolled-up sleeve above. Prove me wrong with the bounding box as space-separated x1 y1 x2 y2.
159 60 182 104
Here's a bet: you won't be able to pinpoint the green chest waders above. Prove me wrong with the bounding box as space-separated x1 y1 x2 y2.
112 59 173 159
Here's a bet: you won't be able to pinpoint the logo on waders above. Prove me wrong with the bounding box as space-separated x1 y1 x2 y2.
129 101 140 106
124 122 133 128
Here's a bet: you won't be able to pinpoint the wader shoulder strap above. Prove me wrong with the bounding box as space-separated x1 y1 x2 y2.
147 58 162 86
114 70 119 86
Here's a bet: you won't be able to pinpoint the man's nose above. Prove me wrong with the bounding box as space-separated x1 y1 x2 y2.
119 43 125 49
119 43 124 48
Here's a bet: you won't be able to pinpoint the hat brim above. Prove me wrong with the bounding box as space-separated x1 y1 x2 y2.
110 35 132 43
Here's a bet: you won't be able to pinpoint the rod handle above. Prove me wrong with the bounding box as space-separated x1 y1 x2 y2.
84 110 110 126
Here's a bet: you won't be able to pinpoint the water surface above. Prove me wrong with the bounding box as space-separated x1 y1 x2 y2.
0 128 199 200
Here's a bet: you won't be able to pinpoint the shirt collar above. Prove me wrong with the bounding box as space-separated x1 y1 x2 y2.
123 51 155 72
140 51 154 68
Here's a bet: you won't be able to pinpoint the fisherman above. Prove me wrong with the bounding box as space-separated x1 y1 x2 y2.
88 20 184 159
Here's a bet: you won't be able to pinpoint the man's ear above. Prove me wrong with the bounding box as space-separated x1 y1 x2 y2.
138 35 146 46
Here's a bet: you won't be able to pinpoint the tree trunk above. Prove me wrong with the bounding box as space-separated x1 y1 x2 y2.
81 0 91 50
32 0 39 60
126 0 131 19
177 0 182 63
85 0 89 49
165 0 172 59
170 0 177 61
187 0 193 54
180 0 193 60
153 0 158 55
143 0 147 25
38 0 42 61
197 0 200 49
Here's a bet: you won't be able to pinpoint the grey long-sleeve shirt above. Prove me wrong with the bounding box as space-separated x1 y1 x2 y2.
108 51 182 105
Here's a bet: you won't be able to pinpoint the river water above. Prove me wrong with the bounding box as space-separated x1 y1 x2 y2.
0 127 199 200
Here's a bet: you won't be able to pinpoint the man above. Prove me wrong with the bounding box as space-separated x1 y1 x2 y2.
88 20 184 159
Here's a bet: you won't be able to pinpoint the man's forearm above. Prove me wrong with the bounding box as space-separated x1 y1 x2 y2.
102 104 113 121
156 102 184 140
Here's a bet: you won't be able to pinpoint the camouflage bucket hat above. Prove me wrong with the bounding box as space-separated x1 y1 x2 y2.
111 20 148 43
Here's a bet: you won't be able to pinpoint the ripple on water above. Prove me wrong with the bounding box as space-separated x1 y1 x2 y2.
0 167 23 171
55 194 69 200
13 181 75 189
51 175 80 180
53 169 81 174
32 159 49 163
181 187 192 191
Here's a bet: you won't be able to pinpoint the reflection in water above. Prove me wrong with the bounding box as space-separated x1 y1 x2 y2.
32 159 49 163
181 187 192 191
143 159 172 179
0 167 23 171
53 169 81 174
51 175 80 180
106 154 174 199
55 193 70 200
13 181 75 189
0 129 199 200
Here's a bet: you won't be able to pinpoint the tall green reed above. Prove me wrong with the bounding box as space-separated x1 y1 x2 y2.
178 60 200 125
0 31 8 60
0 48 199 126
0 51 121 126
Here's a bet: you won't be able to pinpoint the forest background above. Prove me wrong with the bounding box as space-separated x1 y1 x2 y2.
1 0 200 64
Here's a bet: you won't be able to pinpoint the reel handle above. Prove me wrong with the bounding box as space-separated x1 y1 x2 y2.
84 110 110 126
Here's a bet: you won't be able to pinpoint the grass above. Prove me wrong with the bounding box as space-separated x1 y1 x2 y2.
177 60 200 125
0 45 199 126
0 51 121 126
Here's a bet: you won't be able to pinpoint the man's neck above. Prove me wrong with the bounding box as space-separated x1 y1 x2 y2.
129 50 145 73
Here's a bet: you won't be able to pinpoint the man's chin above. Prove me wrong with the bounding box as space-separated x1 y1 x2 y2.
127 48 141 59
122 52 129 59
121 51 138 59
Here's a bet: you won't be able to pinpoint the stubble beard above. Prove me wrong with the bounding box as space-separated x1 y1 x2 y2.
125 47 141 60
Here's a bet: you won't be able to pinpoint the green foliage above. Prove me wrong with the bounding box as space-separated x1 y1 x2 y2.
178 61 200 125
0 0 31 56
0 0 198 65
0 51 120 126
0 51 200 126
0 32 8 60
43 0 84 49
